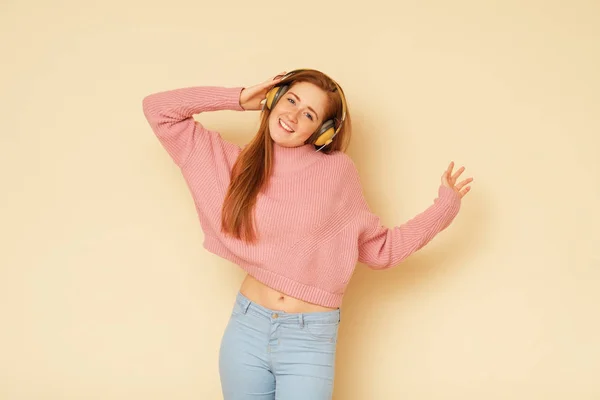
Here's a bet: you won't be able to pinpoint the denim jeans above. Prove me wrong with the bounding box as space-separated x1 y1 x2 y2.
219 292 341 400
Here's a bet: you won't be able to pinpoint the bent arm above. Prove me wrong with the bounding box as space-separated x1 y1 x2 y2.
142 86 244 167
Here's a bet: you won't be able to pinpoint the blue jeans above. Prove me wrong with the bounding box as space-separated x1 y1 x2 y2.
219 292 340 399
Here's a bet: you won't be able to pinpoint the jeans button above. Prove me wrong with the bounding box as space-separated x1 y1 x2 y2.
272 313 279 319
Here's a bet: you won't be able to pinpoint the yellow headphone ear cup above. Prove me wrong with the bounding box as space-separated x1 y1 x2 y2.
265 87 279 109
314 125 335 146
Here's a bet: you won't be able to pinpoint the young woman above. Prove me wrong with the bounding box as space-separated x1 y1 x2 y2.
142 68 472 400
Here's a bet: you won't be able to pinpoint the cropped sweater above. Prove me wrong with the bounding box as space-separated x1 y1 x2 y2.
142 86 462 308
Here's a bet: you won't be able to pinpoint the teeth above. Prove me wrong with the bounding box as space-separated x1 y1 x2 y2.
279 119 294 132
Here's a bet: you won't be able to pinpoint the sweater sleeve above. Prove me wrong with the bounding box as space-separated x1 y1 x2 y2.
356 175 462 270
142 86 244 167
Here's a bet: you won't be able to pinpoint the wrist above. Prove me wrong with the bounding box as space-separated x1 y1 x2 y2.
238 88 246 110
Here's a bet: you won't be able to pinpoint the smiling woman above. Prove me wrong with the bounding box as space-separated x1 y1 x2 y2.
268 82 329 147
141 68 471 400
220 70 352 247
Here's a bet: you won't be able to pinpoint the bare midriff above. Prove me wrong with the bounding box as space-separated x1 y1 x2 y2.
239 274 337 313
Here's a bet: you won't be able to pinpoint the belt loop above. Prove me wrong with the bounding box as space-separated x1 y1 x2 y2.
241 299 251 314
299 314 304 328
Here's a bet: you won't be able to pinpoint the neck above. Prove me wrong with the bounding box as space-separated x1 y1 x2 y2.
271 142 321 176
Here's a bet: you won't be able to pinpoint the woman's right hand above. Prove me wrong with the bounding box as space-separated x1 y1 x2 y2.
239 72 287 110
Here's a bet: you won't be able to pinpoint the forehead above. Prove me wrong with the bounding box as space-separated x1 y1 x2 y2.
288 81 328 115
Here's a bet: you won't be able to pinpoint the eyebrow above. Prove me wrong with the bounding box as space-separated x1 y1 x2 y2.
288 92 319 120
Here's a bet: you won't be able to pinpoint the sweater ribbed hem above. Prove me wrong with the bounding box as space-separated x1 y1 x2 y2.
203 237 343 308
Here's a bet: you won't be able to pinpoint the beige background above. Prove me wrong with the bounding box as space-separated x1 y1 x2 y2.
1 0 599 398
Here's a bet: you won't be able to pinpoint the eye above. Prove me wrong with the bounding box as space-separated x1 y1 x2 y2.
287 97 296 105
304 113 314 121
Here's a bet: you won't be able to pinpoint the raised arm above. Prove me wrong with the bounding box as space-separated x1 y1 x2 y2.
142 86 244 167
355 161 471 269
357 184 462 269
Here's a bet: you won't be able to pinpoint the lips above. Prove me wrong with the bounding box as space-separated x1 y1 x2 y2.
279 118 295 133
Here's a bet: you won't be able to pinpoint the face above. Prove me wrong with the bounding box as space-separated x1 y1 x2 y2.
268 81 329 148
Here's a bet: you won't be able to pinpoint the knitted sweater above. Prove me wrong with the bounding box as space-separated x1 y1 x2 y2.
142 86 462 308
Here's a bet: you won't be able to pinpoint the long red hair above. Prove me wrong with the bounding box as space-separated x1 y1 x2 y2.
220 70 352 243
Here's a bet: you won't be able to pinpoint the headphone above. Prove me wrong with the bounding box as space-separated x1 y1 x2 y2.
264 69 347 151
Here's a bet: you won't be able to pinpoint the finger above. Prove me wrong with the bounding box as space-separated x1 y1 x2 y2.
260 74 285 91
451 166 465 181
459 186 471 197
455 177 473 190
262 79 280 89
446 161 454 177
268 72 287 84
441 162 452 183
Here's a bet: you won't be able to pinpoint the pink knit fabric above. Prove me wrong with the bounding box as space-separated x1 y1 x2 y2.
142 86 462 308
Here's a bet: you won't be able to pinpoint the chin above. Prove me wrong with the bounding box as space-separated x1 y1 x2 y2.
270 134 294 148
268 123 291 147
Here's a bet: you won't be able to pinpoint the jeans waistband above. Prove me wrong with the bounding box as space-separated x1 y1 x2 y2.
235 291 340 324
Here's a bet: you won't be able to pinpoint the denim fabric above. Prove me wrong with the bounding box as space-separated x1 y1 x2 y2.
219 292 340 399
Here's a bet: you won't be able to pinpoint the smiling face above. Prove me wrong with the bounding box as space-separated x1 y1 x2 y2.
268 81 330 148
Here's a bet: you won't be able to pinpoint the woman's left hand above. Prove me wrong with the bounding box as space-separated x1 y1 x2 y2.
441 162 473 198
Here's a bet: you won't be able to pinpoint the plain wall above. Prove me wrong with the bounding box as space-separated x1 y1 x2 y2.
1 0 599 398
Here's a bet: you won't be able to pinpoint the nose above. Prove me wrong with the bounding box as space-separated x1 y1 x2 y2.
286 109 299 123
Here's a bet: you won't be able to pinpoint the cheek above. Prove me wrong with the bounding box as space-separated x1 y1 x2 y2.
297 120 319 138
268 113 283 132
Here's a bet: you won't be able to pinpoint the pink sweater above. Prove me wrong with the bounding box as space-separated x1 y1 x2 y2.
142 86 462 308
